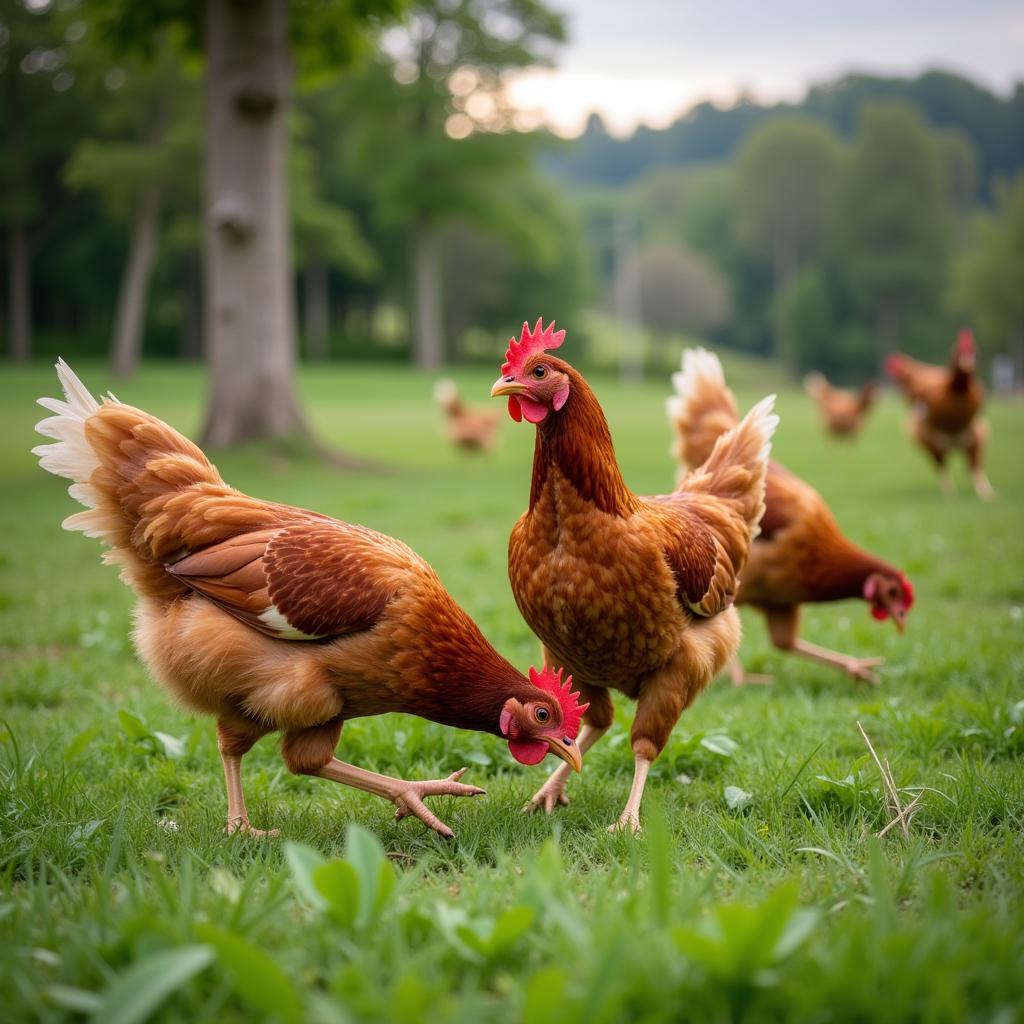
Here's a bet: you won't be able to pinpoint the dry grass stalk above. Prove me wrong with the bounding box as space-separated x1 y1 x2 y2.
856 721 921 838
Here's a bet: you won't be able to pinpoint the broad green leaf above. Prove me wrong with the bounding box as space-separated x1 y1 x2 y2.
46 985 101 1014
488 905 535 955
523 967 570 1024
117 710 150 741
701 733 738 757
65 726 101 761
153 731 186 759
90 944 213 1024
344 823 395 926
724 785 753 810
314 860 360 929
196 925 302 1024
284 841 327 910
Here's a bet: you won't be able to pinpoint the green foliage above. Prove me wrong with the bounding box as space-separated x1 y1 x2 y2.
832 101 950 341
1 361 1023 1020
954 175 1024 351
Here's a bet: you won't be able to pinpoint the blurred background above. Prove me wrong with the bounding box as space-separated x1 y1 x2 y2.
2 0 1022 447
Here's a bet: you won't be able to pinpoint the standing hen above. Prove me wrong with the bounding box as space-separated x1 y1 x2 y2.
33 361 587 838
803 372 877 438
491 320 777 831
886 329 994 499
668 349 914 686
434 379 500 452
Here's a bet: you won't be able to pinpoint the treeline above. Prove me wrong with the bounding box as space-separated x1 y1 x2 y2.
570 88 1024 380
2 0 1022 382
1 0 586 372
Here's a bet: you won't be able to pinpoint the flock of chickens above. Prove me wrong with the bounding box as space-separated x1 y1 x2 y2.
33 323 992 837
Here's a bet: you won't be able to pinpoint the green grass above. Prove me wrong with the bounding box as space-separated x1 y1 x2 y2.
1 357 1023 1023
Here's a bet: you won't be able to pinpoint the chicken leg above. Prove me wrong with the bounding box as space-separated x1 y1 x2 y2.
218 719 277 836
315 760 485 839
790 639 884 684
524 684 614 814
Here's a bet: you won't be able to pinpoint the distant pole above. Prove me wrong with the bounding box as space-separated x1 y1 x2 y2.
613 208 643 384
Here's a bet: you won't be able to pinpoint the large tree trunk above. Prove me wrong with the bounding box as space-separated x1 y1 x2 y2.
412 220 443 370
7 221 31 363
111 183 162 377
179 251 202 360
303 257 329 360
201 0 306 447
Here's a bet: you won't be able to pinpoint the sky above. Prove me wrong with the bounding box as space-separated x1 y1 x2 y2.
505 0 1024 137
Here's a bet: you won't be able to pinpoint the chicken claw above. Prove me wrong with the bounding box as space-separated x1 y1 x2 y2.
608 812 642 835
843 656 884 685
728 658 773 687
225 817 280 838
523 777 570 814
391 767 485 839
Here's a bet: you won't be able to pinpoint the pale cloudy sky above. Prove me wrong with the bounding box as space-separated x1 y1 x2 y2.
506 0 1024 136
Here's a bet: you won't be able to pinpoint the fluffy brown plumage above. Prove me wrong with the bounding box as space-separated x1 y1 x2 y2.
33 361 585 838
492 324 776 830
434 379 500 452
668 348 914 686
886 329 994 499
803 372 877 437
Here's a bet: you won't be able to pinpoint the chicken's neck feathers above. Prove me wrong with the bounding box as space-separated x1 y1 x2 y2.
530 368 638 517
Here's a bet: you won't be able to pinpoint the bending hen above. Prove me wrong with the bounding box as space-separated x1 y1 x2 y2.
668 349 914 686
492 321 777 831
33 361 586 838
803 372 877 438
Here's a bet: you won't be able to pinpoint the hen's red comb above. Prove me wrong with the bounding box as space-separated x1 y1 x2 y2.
501 318 566 376
957 328 975 355
528 665 588 738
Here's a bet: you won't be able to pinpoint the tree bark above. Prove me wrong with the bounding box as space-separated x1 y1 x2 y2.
303 257 329 360
7 221 31 362
412 219 443 370
179 251 202 360
201 0 306 447
110 183 162 377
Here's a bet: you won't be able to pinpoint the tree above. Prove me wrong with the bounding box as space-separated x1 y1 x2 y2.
617 241 730 342
833 101 950 359
98 0 403 447
347 0 566 370
955 175 1024 369
65 31 200 376
0 0 92 361
736 116 840 353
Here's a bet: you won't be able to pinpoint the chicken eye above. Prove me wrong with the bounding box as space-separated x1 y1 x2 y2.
535 706 550 723
533 365 547 379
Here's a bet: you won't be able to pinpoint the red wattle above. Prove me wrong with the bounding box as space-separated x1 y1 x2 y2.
508 738 549 766
518 396 549 424
871 607 889 621
508 396 522 422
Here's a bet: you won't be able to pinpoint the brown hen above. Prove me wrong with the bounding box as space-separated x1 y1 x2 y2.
668 348 914 686
491 321 777 831
434 379 500 452
33 361 587 838
886 329 994 499
803 372 877 438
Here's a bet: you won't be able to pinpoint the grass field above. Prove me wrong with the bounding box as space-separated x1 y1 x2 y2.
1 356 1023 1023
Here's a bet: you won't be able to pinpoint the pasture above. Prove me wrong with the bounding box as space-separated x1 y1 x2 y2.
1 358 1022 1022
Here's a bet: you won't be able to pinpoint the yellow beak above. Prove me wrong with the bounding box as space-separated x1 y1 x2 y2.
546 735 583 773
491 376 526 398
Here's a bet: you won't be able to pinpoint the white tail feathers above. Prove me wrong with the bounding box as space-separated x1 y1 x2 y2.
33 360 108 501
670 347 725 403
433 378 458 407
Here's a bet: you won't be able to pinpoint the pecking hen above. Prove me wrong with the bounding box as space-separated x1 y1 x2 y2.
33 361 587 839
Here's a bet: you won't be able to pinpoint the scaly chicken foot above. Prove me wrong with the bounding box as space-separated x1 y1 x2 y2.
791 639 884 685
219 750 281 837
523 723 608 814
315 758 485 839
608 756 651 834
